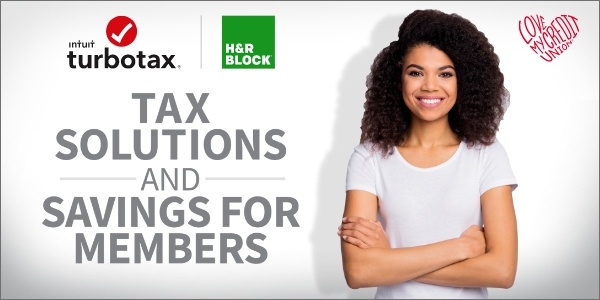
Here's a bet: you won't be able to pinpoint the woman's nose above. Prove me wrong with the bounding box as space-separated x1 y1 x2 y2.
421 75 439 92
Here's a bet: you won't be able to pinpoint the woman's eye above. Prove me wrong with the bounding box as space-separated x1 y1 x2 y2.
440 72 454 78
408 71 422 77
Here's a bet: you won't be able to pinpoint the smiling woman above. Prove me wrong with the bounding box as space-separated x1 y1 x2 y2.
401 45 457 124
338 9 517 299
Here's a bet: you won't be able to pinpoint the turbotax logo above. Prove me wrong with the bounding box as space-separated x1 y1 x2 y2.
67 16 178 69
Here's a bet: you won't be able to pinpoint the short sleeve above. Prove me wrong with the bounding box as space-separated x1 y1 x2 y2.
346 144 377 196
479 139 518 195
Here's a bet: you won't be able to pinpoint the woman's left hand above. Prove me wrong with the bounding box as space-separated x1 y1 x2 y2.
338 216 391 249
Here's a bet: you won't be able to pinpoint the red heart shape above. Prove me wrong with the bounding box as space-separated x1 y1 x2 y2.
518 14 580 62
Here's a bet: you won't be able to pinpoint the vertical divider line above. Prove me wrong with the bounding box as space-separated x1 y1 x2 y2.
200 15 203 69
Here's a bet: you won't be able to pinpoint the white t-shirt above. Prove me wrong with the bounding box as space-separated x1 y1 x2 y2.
345 139 518 299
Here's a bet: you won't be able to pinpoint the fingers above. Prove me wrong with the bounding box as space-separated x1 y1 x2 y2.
339 217 392 249
341 234 370 249
458 224 487 258
342 216 379 231
461 224 484 237
338 216 383 247
338 225 375 246
339 222 377 237
340 219 380 241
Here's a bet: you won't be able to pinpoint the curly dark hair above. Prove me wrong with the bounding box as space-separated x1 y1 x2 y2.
361 9 509 155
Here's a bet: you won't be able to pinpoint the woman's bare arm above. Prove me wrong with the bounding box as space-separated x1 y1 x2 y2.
413 185 518 288
341 190 485 288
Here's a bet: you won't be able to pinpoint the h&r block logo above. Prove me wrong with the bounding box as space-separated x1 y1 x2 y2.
222 16 275 69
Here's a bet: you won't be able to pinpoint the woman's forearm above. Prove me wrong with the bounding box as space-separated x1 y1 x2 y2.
414 251 516 288
342 237 474 288
414 186 518 289
341 191 487 289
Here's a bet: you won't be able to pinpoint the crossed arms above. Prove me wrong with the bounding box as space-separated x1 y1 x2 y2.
340 186 517 289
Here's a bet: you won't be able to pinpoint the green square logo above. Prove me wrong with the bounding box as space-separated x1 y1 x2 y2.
222 16 275 69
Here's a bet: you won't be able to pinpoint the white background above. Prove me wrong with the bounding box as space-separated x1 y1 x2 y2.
1 1 598 299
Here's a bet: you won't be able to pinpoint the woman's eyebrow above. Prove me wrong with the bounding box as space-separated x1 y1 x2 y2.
405 64 423 70
404 64 455 71
439 65 455 71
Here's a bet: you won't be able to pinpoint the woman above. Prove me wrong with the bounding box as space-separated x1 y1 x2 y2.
338 9 518 299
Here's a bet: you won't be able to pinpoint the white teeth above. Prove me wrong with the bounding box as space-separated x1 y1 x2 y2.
420 98 441 104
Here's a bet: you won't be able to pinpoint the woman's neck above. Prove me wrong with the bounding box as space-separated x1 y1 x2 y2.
403 118 459 148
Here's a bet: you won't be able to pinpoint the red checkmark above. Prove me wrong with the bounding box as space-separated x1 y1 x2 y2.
106 16 137 47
